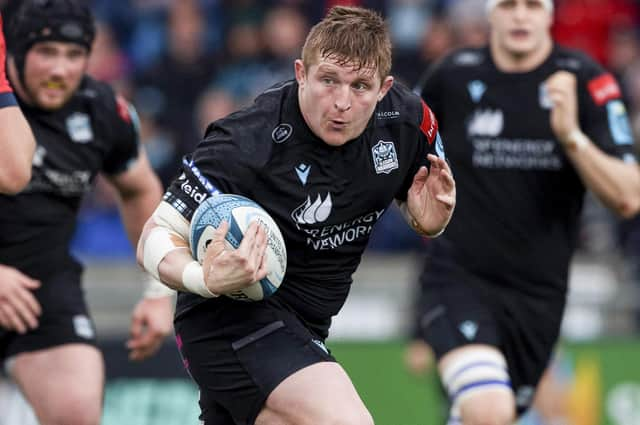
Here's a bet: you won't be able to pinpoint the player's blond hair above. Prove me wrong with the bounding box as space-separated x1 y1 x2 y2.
301 6 392 82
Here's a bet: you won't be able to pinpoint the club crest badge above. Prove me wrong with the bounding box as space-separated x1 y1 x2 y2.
372 140 399 174
66 112 93 143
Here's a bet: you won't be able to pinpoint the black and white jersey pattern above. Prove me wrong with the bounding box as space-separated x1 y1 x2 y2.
417 45 638 294
0 76 140 278
165 80 442 336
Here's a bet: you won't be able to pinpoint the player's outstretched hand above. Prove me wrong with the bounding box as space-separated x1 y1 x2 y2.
202 220 268 295
0 265 41 334
127 295 173 361
407 154 456 236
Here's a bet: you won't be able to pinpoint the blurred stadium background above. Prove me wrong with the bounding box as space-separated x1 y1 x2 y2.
2 0 640 423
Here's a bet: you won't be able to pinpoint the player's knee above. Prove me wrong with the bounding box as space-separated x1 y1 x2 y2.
440 347 515 425
458 391 515 425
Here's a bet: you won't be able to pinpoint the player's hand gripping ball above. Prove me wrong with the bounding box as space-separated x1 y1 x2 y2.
189 194 287 301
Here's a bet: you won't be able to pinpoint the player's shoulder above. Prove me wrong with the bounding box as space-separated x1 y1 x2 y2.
378 82 423 124
437 46 490 72
74 75 134 124
207 80 294 139
75 75 117 107
378 82 437 143
550 44 605 77
200 81 296 162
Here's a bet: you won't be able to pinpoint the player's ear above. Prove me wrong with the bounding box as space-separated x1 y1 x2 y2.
378 76 394 101
294 59 306 86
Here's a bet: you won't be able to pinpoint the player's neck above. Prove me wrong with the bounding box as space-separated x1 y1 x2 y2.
490 37 553 73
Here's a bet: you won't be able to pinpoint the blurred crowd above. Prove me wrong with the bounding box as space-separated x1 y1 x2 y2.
2 0 639 270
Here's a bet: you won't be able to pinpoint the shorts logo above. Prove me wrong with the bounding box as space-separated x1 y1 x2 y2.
291 193 332 225
66 112 93 143
458 320 478 340
372 140 399 174
588 73 621 106
311 339 329 354
272 123 293 143
73 315 95 339
515 386 535 408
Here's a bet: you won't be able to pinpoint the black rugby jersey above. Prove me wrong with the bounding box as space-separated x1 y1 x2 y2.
166 80 442 336
418 45 638 294
0 76 139 277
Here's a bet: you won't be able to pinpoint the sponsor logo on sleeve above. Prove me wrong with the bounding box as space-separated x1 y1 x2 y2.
116 95 132 123
419 100 437 144
435 133 446 159
588 73 621 106
606 100 634 146
182 158 221 196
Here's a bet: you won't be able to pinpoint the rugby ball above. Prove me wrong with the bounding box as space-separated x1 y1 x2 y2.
189 194 287 301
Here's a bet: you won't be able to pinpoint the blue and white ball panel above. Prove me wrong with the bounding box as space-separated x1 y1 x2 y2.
189 194 287 301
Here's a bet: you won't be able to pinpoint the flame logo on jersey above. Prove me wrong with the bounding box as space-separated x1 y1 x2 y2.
467 109 504 137
291 193 332 225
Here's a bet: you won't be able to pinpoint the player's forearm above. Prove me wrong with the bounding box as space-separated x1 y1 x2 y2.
137 204 215 298
563 132 640 218
0 106 35 194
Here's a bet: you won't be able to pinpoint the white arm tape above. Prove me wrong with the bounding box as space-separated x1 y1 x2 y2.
142 226 187 280
143 273 176 299
153 201 191 239
183 261 217 298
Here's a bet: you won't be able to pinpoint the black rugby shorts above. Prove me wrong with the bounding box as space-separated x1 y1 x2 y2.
0 266 97 362
416 260 566 415
174 298 335 425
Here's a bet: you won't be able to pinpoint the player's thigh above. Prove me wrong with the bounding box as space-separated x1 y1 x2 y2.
176 301 339 425
10 343 104 424
257 361 372 425
438 344 515 425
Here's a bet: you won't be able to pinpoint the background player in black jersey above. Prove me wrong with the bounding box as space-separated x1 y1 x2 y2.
413 0 640 424
137 6 455 425
0 2 174 425
0 12 34 195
